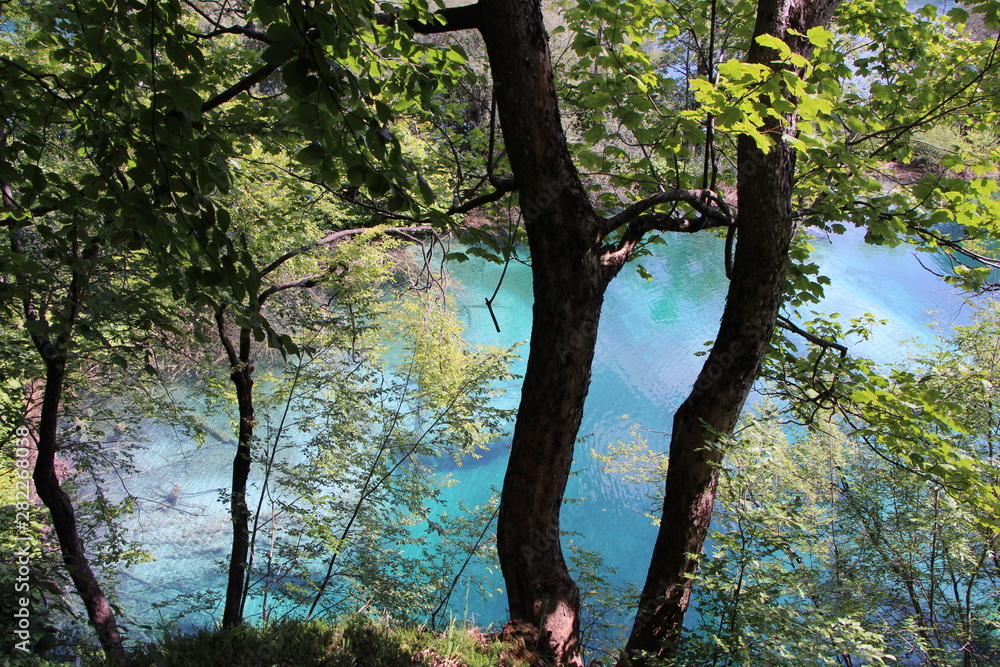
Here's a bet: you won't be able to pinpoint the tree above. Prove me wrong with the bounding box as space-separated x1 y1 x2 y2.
414 0 1000 664
6 0 1000 662
664 296 1000 665
208 210 432 627
2 200 179 660
620 2 841 663
410 0 835 663
1 0 474 655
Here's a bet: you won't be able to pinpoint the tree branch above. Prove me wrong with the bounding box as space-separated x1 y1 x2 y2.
775 315 848 356
258 274 329 303
265 160 515 224
448 177 516 215
201 63 282 114
599 212 729 269
215 308 240 367
189 25 272 43
598 189 734 269
258 225 435 278
379 3 482 34
180 0 265 41
600 188 733 238
909 224 1000 269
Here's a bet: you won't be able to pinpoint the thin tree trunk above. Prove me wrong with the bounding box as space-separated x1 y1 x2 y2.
217 309 255 628
222 363 253 628
32 351 126 662
620 1 841 664
13 223 126 661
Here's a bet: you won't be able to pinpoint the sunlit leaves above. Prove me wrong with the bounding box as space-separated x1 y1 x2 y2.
765 303 1000 530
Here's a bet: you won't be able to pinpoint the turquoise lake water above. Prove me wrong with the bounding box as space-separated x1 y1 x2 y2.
102 0 981 641
112 223 975 643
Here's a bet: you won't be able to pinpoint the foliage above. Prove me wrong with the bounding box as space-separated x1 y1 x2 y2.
4 0 1000 660
0 0 473 356
595 298 1000 665
912 123 1000 166
566 541 640 663
0 459 71 665
591 420 669 523
551 0 1000 295
765 303 1000 528
680 300 1000 665
671 413 898 667
115 615 530 667
258 287 514 624
140 227 517 633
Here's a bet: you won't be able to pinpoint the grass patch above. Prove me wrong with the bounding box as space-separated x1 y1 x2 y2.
112 615 533 667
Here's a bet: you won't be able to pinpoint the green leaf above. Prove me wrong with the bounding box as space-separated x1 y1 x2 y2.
262 42 297 65
416 174 435 204
946 7 970 24
755 34 792 60
297 143 326 166
806 26 833 48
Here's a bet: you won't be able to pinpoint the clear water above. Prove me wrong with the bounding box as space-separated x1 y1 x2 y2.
112 224 973 642
105 0 979 641
440 225 971 628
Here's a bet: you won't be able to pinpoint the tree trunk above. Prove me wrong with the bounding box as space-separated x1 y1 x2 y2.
477 0 606 663
222 362 253 627
496 243 608 666
16 228 126 661
32 349 126 662
619 1 841 664
415 2 760 663
218 311 255 628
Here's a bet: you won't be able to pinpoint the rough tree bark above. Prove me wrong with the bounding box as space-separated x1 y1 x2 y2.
618 1 842 665
31 350 125 662
475 2 602 664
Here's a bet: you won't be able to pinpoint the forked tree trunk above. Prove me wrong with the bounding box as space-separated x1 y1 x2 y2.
411 1 813 663
619 1 841 664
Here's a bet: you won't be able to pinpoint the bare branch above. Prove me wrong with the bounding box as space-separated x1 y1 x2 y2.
448 177 516 215
215 308 240 367
909 224 1000 269
189 25 271 42
601 188 732 238
258 274 328 303
598 189 734 269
